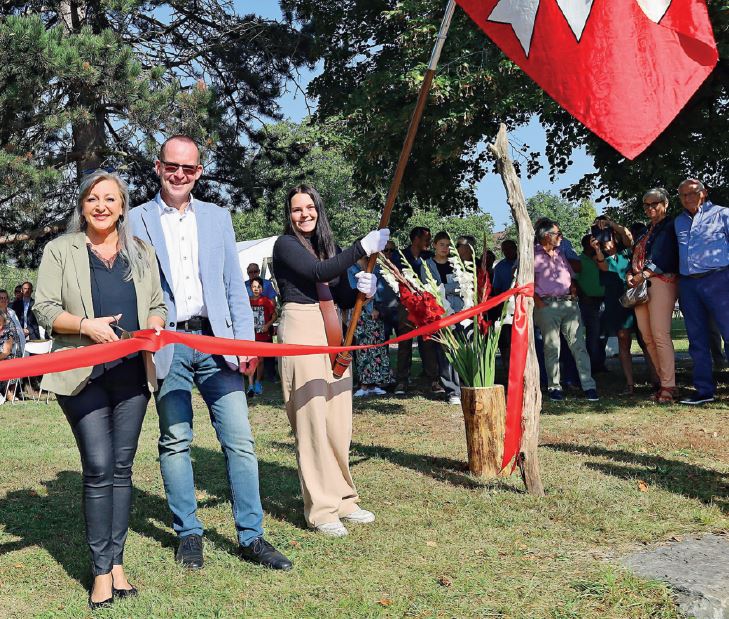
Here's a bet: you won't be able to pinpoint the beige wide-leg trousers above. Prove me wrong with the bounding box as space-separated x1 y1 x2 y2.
278 303 359 527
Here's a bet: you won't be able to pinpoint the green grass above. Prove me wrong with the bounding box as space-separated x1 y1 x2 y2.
0 361 727 618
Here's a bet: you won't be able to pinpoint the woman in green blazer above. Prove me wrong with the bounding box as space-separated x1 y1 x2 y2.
35 171 166 609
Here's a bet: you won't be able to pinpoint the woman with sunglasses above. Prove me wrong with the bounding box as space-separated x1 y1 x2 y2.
628 188 679 403
35 171 166 609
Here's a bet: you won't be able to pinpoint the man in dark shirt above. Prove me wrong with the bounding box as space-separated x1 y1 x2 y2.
392 226 439 395
11 281 40 340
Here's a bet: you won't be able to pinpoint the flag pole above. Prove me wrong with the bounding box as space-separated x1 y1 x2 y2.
333 0 458 377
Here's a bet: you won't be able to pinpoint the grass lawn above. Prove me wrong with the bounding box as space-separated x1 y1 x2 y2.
0 359 727 618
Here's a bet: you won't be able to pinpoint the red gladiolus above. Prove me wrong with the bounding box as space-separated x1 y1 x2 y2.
478 267 492 302
477 313 492 335
398 284 445 338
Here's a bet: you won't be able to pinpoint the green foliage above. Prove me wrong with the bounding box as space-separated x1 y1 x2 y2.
0 264 36 294
281 0 544 217
285 0 728 216
231 118 495 250
503 191 597 248
0 2 314 263
397 206 495 256
232 119 380 244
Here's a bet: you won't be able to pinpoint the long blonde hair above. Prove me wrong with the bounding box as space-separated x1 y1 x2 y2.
67 171 148 281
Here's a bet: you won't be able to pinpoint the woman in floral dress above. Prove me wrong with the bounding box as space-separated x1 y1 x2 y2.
348 257 392 396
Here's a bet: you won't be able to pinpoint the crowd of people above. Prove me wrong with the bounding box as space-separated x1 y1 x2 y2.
532 180 728 406
0 130 725 611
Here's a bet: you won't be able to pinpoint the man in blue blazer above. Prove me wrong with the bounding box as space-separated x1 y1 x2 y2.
130 135 291 571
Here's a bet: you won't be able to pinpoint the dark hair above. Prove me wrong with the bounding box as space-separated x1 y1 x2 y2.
581 233 593 251
409 226 431 243
534 218 558 242
501 239 517 251
249 276 264 288
0 289 7 296
433 231 451 244
629 221 648 241
285 184 337 260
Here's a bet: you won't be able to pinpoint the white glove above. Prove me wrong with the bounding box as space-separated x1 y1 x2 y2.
360 228 391 256
355 271 377 298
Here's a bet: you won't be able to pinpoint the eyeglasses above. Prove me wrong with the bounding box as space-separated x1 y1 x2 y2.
547 231 563 238
159 160 201 176
642 200 664 208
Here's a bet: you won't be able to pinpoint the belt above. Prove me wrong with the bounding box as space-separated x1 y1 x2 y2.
542 295 575 303
176 316 211 332
686 266 729 279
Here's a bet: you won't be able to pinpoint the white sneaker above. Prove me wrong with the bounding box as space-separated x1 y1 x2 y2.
353 388 370 398
448 395 461 405
314 521 348 537
341 507 375 524
370 386 387 396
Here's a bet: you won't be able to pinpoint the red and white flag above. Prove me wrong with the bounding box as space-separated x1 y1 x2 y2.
455 0 718 159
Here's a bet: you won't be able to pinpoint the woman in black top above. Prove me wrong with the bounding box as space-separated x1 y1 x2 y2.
34 171 166 608
272 185 389 537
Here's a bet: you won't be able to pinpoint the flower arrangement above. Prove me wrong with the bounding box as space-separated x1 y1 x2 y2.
377 242 506 388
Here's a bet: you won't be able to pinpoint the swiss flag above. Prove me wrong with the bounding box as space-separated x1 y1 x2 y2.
455 0 718 159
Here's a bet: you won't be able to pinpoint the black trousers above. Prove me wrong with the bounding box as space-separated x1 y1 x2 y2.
57 359 148 576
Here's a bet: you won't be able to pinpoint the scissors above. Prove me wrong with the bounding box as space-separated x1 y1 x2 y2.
110 320 133 340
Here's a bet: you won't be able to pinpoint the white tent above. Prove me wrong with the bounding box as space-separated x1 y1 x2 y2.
236 236 279 280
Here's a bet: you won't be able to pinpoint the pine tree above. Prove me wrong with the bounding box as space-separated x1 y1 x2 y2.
0 1 312 264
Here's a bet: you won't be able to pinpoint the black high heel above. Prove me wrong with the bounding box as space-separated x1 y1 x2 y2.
88 595 113 610
112 584 139 599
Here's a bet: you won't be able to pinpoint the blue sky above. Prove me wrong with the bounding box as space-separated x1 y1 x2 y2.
234 1 597 230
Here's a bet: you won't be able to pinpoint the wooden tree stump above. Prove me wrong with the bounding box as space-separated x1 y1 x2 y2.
460 386 505 478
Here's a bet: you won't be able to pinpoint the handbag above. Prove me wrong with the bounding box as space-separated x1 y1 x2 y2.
619 280 649 308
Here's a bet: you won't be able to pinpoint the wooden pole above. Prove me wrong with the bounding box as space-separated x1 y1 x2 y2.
333 0 457 377
487 124 545 496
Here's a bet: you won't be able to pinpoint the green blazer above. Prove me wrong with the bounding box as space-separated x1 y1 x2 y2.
34 232 167 396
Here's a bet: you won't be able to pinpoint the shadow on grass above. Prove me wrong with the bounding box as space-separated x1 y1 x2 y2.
354 401 408 416
544 442 728 514
0 447 305 586
349 442 523 492
0 471 90 587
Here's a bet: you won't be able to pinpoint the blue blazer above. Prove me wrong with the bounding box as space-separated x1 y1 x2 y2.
130 195 254 378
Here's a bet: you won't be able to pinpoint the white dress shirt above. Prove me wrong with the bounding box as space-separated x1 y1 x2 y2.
156 194 207 322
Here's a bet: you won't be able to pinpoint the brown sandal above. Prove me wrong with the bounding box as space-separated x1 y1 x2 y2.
621 384 635 395
656 388 674 404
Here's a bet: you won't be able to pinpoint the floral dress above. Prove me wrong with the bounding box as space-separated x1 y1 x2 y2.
348 264 392 386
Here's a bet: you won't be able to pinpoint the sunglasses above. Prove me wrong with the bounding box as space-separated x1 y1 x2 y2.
642 200 664 208
159 160 200 176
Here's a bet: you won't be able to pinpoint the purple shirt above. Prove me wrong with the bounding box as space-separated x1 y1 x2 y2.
534 243 574 297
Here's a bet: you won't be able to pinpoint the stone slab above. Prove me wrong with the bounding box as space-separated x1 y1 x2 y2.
622 534 729 619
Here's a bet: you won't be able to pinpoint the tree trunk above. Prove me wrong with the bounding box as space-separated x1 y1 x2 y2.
488 123 545 497
460 386 505 478
59 0 106 179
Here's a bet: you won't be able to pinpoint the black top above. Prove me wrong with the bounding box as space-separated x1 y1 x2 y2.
88 247 140 376
434 260 452 283
272 234 366 308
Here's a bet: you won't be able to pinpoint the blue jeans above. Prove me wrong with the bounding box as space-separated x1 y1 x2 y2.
155 341 264 546
679 269 729 397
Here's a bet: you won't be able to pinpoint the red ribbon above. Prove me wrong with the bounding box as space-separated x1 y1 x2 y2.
0 284 534 472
